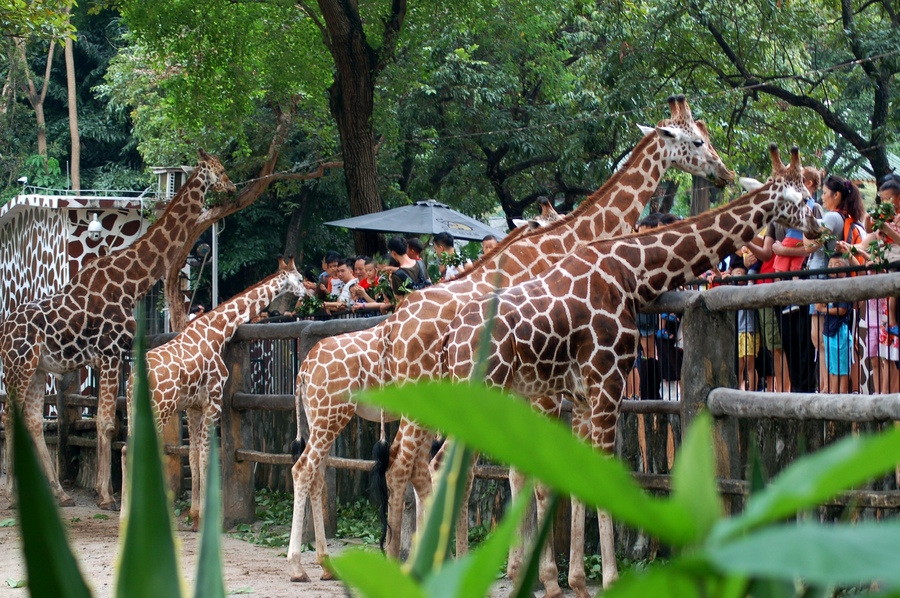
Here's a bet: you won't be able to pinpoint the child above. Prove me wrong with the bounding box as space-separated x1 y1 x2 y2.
816 256 854 393
730 266 759 391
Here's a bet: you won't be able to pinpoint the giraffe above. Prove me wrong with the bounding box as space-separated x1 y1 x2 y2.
439 145 818 590
376 95 734 589
0 149 234 510
125 257 306 529
286 94 734 584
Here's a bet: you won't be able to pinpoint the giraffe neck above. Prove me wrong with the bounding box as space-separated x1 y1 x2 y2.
614 183 782 305
188 270 289 353
463 133 666 287
70 165 211 300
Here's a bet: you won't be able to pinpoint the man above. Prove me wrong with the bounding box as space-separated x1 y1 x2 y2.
388 236 429 305
433 232 470 281
354 256 370 290
323 258 377 314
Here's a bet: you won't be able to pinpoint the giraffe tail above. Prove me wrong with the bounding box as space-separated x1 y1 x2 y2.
291 437 307 462
370 410 390 551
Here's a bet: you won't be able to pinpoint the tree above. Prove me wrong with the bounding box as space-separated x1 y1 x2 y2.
644 0 898 180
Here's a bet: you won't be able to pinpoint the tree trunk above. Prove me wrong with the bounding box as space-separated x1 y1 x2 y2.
64 32 80 191
13 37 55 160
690 175 712 216
317 0 382 256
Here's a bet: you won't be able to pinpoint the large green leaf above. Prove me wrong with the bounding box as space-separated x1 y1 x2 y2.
359 381 696 545
194 427 225 598
708 522 900 588
11 405 91 598
115 324 184 598
712 426 900 542
670 413 721 544
408 441 472 580
327 550 426 598
601 561 707 598
422 479 534 598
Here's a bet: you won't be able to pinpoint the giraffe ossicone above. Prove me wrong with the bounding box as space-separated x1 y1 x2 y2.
0 149 234 510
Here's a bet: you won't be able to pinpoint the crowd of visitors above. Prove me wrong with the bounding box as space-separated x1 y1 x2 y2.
625 172 900 401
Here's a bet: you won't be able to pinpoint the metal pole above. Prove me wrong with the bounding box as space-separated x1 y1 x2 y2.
212 221 219 307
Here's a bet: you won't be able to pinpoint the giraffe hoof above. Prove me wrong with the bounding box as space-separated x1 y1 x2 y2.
320 569 337 581
290 573 311 583
96 499 119 511
58 497 76 508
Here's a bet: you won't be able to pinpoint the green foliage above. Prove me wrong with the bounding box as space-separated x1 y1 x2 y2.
328 379 900 596
336 500 382 546
0 0 75 39
230 489 293 548
10 319 227 597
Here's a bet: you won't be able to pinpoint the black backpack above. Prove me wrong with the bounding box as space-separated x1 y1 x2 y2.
395 262 432 291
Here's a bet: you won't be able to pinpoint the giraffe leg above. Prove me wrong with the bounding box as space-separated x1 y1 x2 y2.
287 408 353 582
186 406 204 532
385 419 429 558
590 395 622 589
568 402 591 598
506 467 527 581
535 480 563 598
455 452 476 557
21 371 75 507
94 359 122 510
409 437 434 529
308 463 333 580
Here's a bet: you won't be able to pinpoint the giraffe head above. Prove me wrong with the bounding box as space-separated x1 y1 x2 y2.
637 94 735 188
197 149 237 194
276 256 308 299
511 196 561 230
760 144 821 236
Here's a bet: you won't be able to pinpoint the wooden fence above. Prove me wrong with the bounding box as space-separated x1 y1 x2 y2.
3 271 900 554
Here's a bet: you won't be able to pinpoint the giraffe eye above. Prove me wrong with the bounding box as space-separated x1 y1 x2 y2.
693 139 705 148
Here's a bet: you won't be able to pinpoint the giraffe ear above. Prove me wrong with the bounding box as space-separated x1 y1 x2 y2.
656 126 683 141
637 124 655 137
782 188 803 203
739 177 763 192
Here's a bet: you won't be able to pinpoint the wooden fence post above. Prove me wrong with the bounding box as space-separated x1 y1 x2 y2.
221 339 255 528
56 372 80 483
679 294 742 505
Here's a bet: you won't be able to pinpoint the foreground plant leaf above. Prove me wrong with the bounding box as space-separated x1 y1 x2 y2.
12 402 91 598
194 427 225 598
327 550 426 598
712 426 900 542
360 380 696 545
671 413 721 543
408 441 472 580
422 478 533 598
115 322 183 598
708 521 900 588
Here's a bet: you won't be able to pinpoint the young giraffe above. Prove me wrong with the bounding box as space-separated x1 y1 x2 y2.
125 257 306 529
0 150 234 510
287 95 734 583
440 145 819 591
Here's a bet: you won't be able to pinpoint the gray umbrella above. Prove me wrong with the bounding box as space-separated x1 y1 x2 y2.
324 199 505 242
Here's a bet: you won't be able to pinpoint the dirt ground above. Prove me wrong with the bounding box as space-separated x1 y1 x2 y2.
0 483 586 597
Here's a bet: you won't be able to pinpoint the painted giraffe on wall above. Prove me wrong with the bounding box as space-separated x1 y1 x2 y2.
439 145 818 591
0 149 234 510
287 95 735 584
125 257 306 528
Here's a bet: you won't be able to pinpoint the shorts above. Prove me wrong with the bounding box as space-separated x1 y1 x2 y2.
824 324 853 376
737 332 760 359
761 307 782 351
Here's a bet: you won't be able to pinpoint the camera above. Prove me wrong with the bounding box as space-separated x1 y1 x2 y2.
87 213 103 241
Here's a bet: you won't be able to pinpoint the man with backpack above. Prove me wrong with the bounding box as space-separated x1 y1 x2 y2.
388 236 431 306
